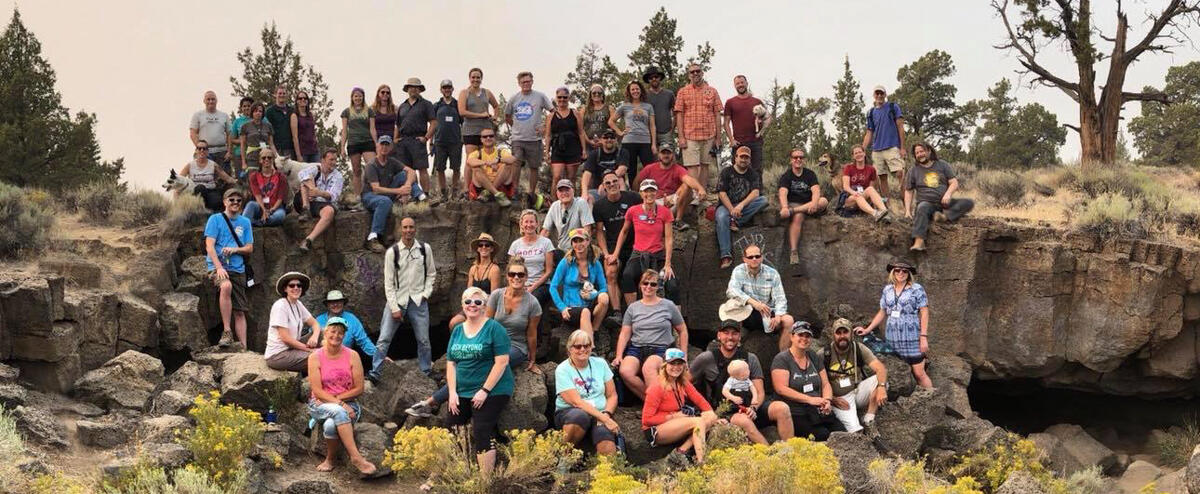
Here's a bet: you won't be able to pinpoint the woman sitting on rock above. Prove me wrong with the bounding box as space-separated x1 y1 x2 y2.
549 228 610 336
507 209 556 306
771 321 845 441
641 348 719 464
448 233 503 328
554 329 620 455
854 259 931 388
306 317 377 475
264 272 322 372
613 269 687 400
445 286 515 477
243 148 289 226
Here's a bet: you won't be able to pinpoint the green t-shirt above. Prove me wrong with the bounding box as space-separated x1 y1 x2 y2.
341 107 376 146
447 319 515 397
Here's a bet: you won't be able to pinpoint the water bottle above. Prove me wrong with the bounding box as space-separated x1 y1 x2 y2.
265 406 277 424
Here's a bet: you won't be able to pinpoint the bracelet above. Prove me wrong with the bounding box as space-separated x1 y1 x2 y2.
919 334 928 338
481 387 492 394
601 410 612 416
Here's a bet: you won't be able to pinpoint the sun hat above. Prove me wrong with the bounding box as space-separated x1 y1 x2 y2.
470 232 497 250
402 77 426 92
886 258 917 274
642 67 665 83
275 271 311 297
718 298 753 322
324 290 348 304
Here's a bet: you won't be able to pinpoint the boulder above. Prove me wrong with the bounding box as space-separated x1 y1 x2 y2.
62 290 120 370
14 355 81 393
879 354 917 400
38 259 104 288
1152 466 1186 494
928 354 974 418
76 418 129 448
0 362 19 382
160 292 209 352
1040 423 1118 475
873 386 942 458
219 352 295 413
14 405 68 448
359 359 437 425
285 480 335 494
612 407 672 464
148 389 190 416
996 470 1047 494
498 368 549 433
159 361 218 402
922 416 1006 455
138 415 192 444
0 383 26 409
352 422 392 475
0 275 65 336
827 431 881 494
143 442 192 469
1117 460 1161 494
117 294 159 349
1187 445 1199 494
72 350 164 411
10 322 80 363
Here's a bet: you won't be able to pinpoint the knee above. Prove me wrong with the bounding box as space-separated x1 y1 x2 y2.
730 413 752 428
916 202 935 214
780 314 795 326
596 293 610 306
769 401 790 421
219 280 232 295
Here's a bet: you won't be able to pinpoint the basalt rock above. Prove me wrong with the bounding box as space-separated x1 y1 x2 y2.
72 350 164 411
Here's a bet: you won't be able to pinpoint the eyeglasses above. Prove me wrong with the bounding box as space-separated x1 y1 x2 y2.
463 299 485 307
507 272 526 278
570 344 592 350
481 135 496 139
745 254 762 260
287 282 303 288
556 96 569 100
641 281 659 288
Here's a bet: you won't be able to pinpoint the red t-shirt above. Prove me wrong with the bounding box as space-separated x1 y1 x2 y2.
723 95 763 143
249 171 289 210
636 162 690 197
625 204 673 253
841 163 877 191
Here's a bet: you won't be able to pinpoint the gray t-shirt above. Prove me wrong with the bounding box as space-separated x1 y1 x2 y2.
690 351 764 383
904 160 956 204
645 88 675 134
542 199 595 251
616 102 655 144
505 90 553 142
487 288 542 355
362 155 404 193
507 236 556 288
622 298 684 348
771 350 825 413
190 110 230 150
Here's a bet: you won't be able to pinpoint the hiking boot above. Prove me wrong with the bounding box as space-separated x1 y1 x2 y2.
933 211 948 223
366 238 385 253
218 331 235 347
404 401 435 418
299 238 313 252
789 250 800 265
496 194 512 207
873 209 887 222
673 221 691 231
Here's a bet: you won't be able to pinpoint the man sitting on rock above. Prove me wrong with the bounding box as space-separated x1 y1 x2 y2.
818 318 888 433
296 148 344 252
203 188 252 347
904 142 973 252
633 147 706 231
716 146 767 268
361 135 425 253
314 290 377 374
691 319 794 444
724 244 793 351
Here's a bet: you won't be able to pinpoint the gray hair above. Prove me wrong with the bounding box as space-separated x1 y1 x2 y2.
566 329 593 348
461 286 488 303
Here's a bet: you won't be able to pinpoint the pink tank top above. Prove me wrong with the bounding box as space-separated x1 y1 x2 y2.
311 348 353 398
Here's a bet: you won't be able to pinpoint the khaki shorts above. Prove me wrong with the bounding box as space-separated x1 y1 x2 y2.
681 139 715 167
210 270 249 312
871 147 905 176
655 190 684 208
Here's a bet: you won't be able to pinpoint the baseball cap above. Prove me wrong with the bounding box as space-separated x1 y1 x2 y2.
377 135 393 145
719 319 742 332
601 129 618 139
223 188 244 199
791 321 814 336
440 79 453 88
639 179 659 191
664 347 687 363
832 318 852 332
873 85 886 94
325 316 347 328
568 227 590 241
556 178 574 190
736 146 752 158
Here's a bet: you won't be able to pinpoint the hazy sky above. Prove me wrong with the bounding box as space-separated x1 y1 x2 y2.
11 0 1198 189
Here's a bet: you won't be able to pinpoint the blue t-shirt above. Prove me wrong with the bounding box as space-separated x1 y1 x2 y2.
555 356 613 411
203 212 253 273
446 319 515 397
315 311 377 358
865 102 903 151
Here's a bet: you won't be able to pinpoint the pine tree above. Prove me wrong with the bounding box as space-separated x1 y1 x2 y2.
831 56 865 162
761 79 831 169
564 43 625 106
966 79 1065 169
625 8 715 90
892 50 967 159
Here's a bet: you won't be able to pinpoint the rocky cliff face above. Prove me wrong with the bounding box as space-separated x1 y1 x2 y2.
5 202 1198 398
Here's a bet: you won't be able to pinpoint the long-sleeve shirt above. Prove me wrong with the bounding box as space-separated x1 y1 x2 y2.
641 380 712 429
383 239 436 312
549 256 607 312
315 311 376 358
726 263 788 315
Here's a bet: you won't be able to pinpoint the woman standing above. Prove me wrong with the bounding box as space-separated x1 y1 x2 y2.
459 68 501 193
613 270 687 400
507 209 556 305
291 90 319 162
243 148 289 226
611 179 677 307
544 86 587 190
307 318 377 475
239 102 275 173
341 87 376 197
854 259 931 388
555 329 620 455
582 84 614 151
264 272 322 372
448 233 503 329
549 228 610 336
445 287 515 477
369 84 397 144
641 348 718 464
771 321 846 441
608 81 656 187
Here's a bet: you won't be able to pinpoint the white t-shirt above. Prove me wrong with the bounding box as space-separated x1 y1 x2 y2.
264 298 313 359
508 236 555 288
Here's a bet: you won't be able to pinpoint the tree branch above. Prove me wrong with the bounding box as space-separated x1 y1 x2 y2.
1063 123 1082 133
1121 90 1170 103
1124 0 1199 63
994 0 1083 101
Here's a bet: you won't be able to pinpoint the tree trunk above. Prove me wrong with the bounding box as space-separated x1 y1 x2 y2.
1078 104 1105 168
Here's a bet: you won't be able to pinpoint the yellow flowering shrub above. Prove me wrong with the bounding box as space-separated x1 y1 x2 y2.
950 434 1059 492
676 437 844 494
868 458 982 494
929 477 984 494
384 426 461 478
179 391 264 490
28 472 87 494
588 456 649 494
385 427 583 494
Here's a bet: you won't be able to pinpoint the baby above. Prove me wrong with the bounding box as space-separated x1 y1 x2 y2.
722 359 760 411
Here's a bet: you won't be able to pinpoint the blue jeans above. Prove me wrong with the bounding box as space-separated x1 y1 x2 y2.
372 299 431 379
430 345 527 404
716 196 768 258
361 171 424 236
307 399 361 439
242 200 286 226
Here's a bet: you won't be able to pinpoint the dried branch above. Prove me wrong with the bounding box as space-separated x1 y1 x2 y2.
1120 90 1170 103
1124 0 1200 63
994 0 1083 101
1063 123 1082 133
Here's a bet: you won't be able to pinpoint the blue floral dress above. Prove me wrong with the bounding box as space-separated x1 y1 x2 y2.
879 282 928 359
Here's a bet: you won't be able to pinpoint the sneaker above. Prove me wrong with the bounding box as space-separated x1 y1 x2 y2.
909 238 926 252
673 221 691 231
719 257 733 269
873 210 886 222
218 331 234 347
299 238 313 252
496 194 512 207
789 250 799 265
404 401 435 418
417 193 429 202
366 238 385 253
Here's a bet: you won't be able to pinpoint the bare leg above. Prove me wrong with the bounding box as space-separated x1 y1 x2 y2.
730 412 766 445
304 206 335 243
550 163 564 192
478 449 497 476
778 314 794 351
591 294 610 329
912 361 932 388
788 212 804 253
675 187 693 219
318 438 339 471
865 186 887 211
218 280 233 334
852 194 877 216
562 424 585 446
769 401 794 439
471 167 502 196
618 357 646 399
604 260 622 311
350 154 363 197
527 166 539 198
233 311 247 346
463 144 477 194
580 308 594 336
435 171 447 195
566 163 580 182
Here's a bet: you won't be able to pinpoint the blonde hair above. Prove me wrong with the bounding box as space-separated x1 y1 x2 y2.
565 329 593 349
461 286 488 303
657 359 692 389
887 269 915 286
727 359 749 377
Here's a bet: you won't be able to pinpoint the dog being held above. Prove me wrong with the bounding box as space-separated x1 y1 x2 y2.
162 169 197 195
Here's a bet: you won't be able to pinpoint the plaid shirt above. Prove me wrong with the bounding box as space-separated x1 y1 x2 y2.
673 82 723 141
726 263 787 314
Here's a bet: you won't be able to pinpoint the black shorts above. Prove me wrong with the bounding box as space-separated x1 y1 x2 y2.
550 139 584 164
431 142 462 173
554 408 616 446
211 271 249 312
463 134 482 146
308 201 334 218
565 303 596 329
623 344 668 362
643 426 659 447
395 136 430 170
900 354 928 366
347 141 374 155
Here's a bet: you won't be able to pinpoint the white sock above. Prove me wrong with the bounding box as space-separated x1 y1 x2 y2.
863 413 875 424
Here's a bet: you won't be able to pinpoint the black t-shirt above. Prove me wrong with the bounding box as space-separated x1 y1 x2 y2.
592 191 641 252
584 147 630 177
717 165 763 204
777 167 819 204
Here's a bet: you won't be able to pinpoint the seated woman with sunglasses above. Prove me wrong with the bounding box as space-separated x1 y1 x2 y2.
642 348 719 464
771 321 845 441
613 270 687 401
306 317 377 475
404 259 541 419
549 228 610 336
554 329 620 455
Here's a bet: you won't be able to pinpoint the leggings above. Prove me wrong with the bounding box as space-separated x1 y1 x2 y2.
446 393 511 453
622 142 655 189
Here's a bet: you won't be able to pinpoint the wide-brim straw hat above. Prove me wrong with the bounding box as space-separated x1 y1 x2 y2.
402 77 426 92
886 259 917 274
470 233 497 250
276 271 311 296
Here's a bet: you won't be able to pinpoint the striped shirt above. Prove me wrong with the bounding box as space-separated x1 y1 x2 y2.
726 263 787 315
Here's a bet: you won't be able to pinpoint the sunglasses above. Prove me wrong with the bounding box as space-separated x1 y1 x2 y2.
689 70 702 75
296 96 308 100
196 146 208 151
642 281 659 288
791 156 806 160
287 282 303 288
556 96 569 100
260 156 274 161
795 333 812 339
507 272 526 278
590 92 602 96
745 254 763 260
463 299 485 307
481 135 496 139
570 344 592 350
226 198 242 204
380 91 391 95
892 268 909 273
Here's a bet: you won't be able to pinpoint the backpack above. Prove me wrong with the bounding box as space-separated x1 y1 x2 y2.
702 345 751 408
391 241 430 288
866 102 899 123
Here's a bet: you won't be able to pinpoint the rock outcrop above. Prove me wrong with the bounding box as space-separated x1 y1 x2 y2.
72 350 164 411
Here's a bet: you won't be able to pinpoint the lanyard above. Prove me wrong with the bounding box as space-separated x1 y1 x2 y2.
889 284 911 315
574 360 593 395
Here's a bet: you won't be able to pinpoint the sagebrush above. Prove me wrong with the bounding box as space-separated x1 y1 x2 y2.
0 183 54 257
975 170 1026 207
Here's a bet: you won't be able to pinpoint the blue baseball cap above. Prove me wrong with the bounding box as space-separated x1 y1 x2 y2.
325 316 347 329
664 348 686 363
377 135 393 145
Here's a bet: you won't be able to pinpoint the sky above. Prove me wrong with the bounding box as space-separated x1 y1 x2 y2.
10 0 1199 190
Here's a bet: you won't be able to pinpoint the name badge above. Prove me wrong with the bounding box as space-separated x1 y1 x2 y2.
890 310 901 318
838 377 852 389
445 116 454 122
802 383 815 393
638 214 648 221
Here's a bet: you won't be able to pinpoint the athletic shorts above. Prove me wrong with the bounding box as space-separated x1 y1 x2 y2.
512 140 543 169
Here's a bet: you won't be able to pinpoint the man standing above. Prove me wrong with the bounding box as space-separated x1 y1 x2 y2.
673 63 723 193
296 149 344 252
579 129 629 199
190 91 231 173
691 320 795 444
592 171 641 315
505 71 553 205
723 76 771 172
635 147 706 230
725 244 794 351
361 135 424 253
229 97 254 177
315 290 378 375
904 142 973 252
818 318 888 433
374 217 436 382
862 85 906 198
541 179 595 253
265 87 295 159
715 146 767 268
397 78 437 196
642 67 675 151
203 188 253 347
432 79 463 201
776 149 828 265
